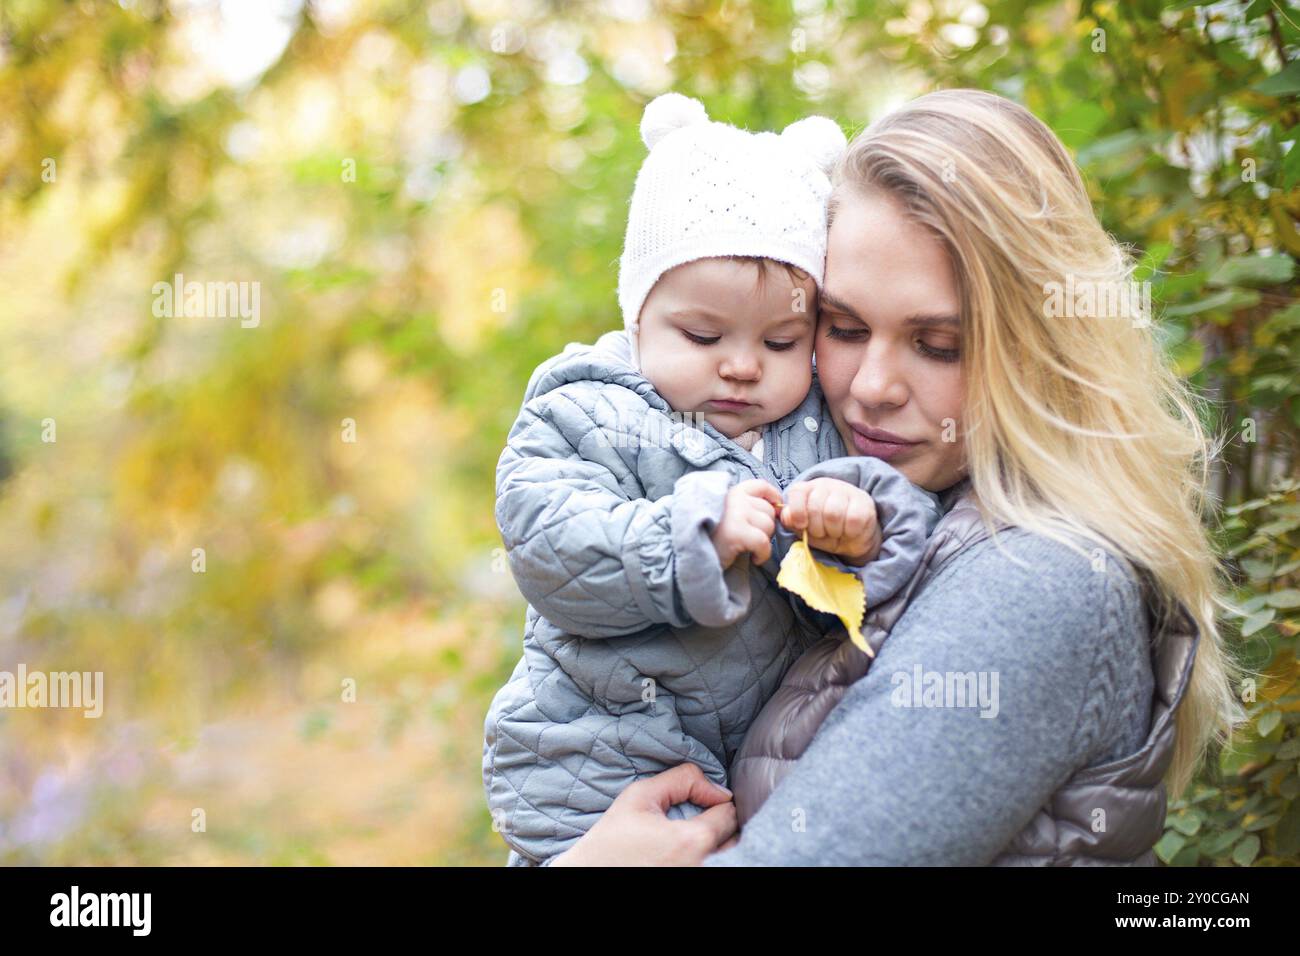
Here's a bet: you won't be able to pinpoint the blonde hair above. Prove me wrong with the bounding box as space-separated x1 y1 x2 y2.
831 88 1243 797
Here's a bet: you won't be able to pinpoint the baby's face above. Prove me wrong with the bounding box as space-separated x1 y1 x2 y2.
636 257 816 439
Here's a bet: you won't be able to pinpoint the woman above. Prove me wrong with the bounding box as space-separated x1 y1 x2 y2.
548 89 1243 866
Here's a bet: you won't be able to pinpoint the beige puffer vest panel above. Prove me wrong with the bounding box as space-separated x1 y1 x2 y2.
729 484 1200 865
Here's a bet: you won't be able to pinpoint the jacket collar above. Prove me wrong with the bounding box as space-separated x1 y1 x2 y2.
935 476 974 515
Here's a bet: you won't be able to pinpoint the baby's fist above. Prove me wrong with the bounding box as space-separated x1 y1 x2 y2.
780 478 881 566
710 479 782 569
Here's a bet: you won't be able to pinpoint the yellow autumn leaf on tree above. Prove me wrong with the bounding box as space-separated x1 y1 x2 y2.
776 531 870 657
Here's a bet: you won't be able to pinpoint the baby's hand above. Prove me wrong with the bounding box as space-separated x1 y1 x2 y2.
780 478 881 567
710 479 783 569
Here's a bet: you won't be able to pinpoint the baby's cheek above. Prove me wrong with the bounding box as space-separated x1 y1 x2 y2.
641 363 690 412
769 353 814 412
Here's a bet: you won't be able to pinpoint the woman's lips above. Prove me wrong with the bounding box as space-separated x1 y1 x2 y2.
850 425 920 462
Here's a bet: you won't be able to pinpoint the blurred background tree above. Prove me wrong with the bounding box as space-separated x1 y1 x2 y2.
0 0 1295 865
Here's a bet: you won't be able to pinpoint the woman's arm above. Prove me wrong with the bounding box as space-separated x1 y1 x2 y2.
702 527 1150 866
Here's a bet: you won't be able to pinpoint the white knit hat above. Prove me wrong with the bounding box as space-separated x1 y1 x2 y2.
616 93 847 369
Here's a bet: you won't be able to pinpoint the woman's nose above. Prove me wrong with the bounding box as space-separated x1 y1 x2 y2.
850 344 908 407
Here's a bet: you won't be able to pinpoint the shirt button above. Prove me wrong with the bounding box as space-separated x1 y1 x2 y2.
804 417 819 432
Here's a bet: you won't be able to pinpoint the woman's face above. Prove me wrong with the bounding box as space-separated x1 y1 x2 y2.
816 188 968 492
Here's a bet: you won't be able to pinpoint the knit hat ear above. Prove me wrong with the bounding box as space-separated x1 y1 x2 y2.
640 93 710 151
779 115 847 176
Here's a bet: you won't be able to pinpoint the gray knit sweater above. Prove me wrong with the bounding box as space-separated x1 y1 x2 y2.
703 526 1156 866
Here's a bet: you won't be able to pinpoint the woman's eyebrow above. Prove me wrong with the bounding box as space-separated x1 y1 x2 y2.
903 313 960 329
821 291 959 329
819 289 861 318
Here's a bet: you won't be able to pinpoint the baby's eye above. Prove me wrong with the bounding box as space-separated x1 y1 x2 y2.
764 340 798 352
682 330 720 345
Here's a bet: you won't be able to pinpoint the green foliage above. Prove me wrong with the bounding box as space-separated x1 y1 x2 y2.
1170 477 1300 866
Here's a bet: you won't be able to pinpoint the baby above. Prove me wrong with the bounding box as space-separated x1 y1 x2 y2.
482 94 940 865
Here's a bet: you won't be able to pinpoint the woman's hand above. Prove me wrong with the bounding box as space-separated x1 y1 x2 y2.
780 477 881 566
549 763 738 866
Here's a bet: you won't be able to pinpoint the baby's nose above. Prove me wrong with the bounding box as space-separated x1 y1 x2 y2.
720 352 761 379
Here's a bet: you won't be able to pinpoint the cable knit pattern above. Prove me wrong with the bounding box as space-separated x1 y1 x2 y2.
915 531 1155 775
1025 541 1147 772
1084 552 1156 765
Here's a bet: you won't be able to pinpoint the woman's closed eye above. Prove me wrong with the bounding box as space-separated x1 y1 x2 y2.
825 321 959 362
918 340 960 362
824 322 867 343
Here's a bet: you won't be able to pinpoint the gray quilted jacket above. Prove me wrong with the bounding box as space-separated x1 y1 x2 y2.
482 330 942 865
731 478 1201 865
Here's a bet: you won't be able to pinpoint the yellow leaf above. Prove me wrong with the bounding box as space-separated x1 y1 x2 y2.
776 531 870 657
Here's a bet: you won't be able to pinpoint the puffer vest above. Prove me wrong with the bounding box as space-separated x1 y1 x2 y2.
729 482 1201 865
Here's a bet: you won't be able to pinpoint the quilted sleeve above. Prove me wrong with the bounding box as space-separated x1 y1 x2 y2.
483 648 728 865
496 387 753 636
